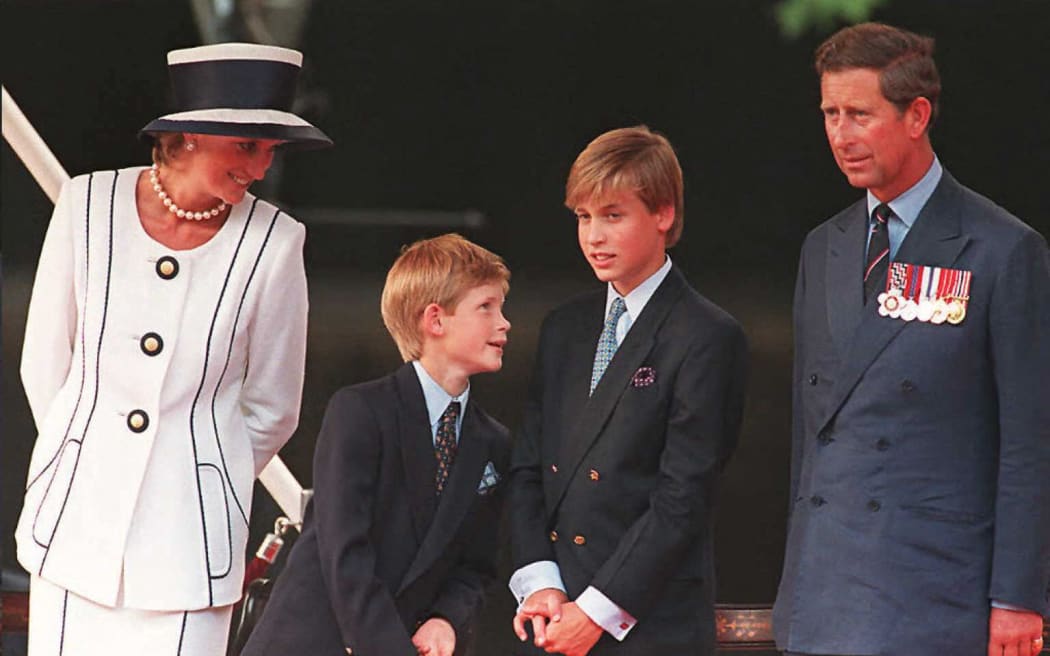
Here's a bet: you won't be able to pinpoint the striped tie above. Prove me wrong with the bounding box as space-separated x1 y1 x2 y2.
590 297 627 395
435 401 460 495
864 203 892 304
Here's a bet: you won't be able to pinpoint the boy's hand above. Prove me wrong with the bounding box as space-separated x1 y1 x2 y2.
543 602 603 656
411 617 456 656
512 588 569 647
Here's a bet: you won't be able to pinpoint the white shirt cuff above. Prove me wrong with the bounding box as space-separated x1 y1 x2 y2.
576 586 637 641
508 561 567 609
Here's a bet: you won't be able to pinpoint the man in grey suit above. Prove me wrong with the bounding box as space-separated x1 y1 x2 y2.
774 22 1049 656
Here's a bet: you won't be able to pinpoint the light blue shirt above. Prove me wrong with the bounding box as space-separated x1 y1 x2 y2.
604 255 673 344
411 361 469 446
865 156 942 260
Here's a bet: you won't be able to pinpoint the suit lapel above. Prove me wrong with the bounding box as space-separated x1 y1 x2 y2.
397 402 489 594
394 364 439 545
550 267 686 513
892 172 968 267
819 173 971 432
826 200 867 356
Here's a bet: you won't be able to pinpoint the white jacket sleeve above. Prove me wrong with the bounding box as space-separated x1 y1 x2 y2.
240 218 309 476
21 179 78 430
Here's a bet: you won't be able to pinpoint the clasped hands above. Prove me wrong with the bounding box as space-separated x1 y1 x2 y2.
512 588 603 656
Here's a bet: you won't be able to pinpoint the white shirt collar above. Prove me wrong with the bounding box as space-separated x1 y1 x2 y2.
411 360 470 427
605 255 673 321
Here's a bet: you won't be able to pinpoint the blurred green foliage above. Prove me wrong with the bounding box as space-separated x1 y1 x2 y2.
775 0 887 38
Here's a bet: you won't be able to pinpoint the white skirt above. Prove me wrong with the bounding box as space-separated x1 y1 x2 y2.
28 576 234 656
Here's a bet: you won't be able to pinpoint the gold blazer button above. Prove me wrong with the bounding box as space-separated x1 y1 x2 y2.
127 409 149 433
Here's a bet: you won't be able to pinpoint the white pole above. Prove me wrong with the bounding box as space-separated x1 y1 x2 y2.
2 84 307 525
2 87 69 203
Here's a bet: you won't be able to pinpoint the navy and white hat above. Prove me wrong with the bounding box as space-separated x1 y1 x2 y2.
140 42 332 149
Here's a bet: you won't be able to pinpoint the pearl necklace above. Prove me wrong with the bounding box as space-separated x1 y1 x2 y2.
149 164 227 220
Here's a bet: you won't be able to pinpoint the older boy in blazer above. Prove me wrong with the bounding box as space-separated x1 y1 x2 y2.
243 234 512 656
508 126 748 656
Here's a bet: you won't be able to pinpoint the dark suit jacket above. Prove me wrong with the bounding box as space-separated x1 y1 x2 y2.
774 171 1050 656
242 364 510 656
509 266 748 655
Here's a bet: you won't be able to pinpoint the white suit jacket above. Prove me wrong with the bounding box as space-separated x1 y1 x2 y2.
16 167 308 611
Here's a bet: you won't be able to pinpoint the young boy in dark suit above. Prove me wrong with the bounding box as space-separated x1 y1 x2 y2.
508 126 748 656
243 234 512 656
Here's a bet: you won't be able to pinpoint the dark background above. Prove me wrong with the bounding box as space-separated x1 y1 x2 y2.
3 1 1048 653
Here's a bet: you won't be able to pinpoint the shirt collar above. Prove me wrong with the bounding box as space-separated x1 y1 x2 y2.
605 255 672 320
866 156 942 229
411 360 470 426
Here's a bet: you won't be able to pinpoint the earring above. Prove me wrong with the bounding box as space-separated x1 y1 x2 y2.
185 141 196 151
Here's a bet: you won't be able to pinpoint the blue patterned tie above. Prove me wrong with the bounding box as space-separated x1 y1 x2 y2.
435 401 460 495
590 297 627 395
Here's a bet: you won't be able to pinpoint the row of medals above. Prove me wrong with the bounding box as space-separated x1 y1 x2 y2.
877 289 967 324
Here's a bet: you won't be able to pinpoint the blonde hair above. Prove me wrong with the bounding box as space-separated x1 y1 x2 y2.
565 125 685 247
381 233 510 361
150 132 188 166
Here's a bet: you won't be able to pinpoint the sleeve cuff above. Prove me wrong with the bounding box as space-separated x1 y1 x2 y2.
576 586 637 641
508 561 567 609
991 599 1033 612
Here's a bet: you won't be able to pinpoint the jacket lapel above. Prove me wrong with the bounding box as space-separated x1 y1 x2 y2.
819 172 971 432
397 402 489 594
549 267 686 513
826 200 867 356
394 364 439 545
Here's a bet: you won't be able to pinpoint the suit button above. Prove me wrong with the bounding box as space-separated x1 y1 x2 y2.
127 409 149 433
900 379 915 392
156 256 179 280
573 535 586 545
808 374 819 386
140 332 164 356
810 495 826 507
588 469 600 481
817 430 833 445
867 499 881 512
550 464 558 473
549 530 558 542
875 438 890 451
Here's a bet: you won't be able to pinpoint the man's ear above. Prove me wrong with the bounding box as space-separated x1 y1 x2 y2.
906 96 933 138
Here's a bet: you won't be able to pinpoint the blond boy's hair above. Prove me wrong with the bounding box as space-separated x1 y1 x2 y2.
381 233 510 362
565 125 685 247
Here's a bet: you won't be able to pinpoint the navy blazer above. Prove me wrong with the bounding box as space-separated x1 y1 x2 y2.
774 171 1050 656
243 364 510 656
510 266 748 655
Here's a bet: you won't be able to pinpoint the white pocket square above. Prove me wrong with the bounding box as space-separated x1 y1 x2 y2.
477 461 500 494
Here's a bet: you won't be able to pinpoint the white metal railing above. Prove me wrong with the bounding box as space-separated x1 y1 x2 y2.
2 85 307 525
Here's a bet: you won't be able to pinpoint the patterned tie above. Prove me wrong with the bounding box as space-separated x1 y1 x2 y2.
864 203 892 304
435 401 460 496
590 297 627 395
